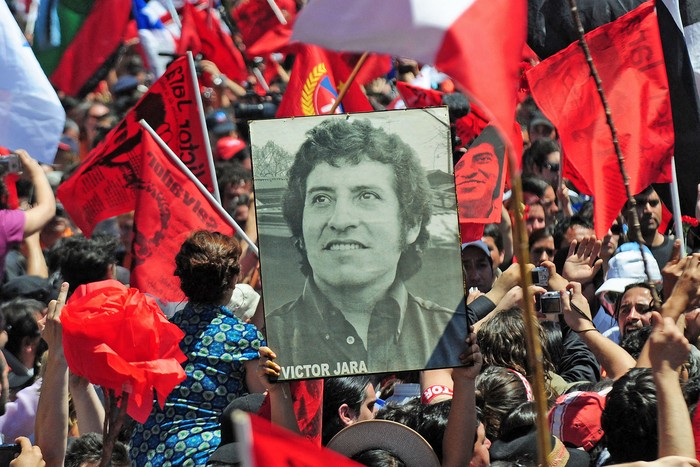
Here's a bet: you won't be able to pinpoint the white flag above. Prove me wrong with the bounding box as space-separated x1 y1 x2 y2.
0 1 65 164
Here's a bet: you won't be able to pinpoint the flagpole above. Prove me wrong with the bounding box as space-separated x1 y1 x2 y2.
328 52 369 114
140 119 259 257
233 411 254 467
187 51 222 204
506 148 551 467
567 0 659 300
670 156 687 257
164 0 182 30
266 0 288 25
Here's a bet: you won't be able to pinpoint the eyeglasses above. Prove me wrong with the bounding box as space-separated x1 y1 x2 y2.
542 162 560 171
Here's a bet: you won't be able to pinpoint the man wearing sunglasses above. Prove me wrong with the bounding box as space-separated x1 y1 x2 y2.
631 186 673 268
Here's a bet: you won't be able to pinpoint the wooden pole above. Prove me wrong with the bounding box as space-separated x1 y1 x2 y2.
328 52 369 114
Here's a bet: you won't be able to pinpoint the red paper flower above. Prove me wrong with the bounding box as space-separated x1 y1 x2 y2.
61 280 187 423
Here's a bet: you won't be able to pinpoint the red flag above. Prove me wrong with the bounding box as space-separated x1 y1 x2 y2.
58 57 216 236
291 0 526 148
232 0 297 59
276 45 373 117
177 2 248 83
130 131 235 301
527 1 674 238
339 53 392 86
258 380 323 446
49 0 132 97
396 81 444 108
240 412 361 467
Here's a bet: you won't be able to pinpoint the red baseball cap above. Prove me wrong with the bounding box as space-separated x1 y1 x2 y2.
216 137 247 161
548 388 610 451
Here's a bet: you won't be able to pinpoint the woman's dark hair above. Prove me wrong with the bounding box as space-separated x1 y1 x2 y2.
475 366 533 441
540 321 564 372
2 298 42 357
498 401 537 441
322 375 373 446
174 230 241 304
65 432 130 467
477 307 555 393
351 448 406 467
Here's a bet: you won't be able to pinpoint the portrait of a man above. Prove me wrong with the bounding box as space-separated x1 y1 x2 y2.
251 110 466 379
455 126 506 223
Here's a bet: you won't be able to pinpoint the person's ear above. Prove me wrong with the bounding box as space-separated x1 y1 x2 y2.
405 223 421 246
338 403 356 427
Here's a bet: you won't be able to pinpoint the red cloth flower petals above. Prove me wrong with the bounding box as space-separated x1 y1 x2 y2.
61 280 187 423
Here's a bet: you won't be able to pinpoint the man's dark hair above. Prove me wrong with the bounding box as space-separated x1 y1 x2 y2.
65 432 130 467
601 368 657 463
483 224 503 252
552 214 594 250
49 235 119 296
522 138 560 174
522 176 551 199
528 226 554 251
322 375 373 446
282 118 432 280
1 298 42 357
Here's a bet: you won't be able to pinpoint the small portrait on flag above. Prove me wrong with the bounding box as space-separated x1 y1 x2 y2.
454 125 506 224
250 108 467 380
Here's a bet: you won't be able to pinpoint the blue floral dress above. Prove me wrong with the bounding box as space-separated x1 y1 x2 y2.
130 303 264 466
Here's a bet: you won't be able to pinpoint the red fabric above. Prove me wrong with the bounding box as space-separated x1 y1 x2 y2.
61 280 186 423
693 395 700 462
244 413 361 466
434 0 526 150
459 223 486 243
58 56 216 235
129 131 236 302
527 1 674 238
177 3 248 83
233 0 297 58
50 0 131 96
276 45 373 117
339 53 392 86
257 379 323 446
396 81 444 108
455 101 490 148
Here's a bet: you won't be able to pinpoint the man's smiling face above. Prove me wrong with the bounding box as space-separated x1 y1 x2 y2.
302 158 419 289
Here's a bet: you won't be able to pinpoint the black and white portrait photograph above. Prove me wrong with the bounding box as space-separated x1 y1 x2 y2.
250 108 467 380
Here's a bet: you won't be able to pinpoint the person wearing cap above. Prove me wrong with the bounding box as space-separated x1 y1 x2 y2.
462 240 495 293
205 108 238 144
528 110 556 144
265 118 466 377
595 242 663 342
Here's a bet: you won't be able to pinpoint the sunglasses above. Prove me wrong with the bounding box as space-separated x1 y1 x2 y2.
542 162 560 171
610 224 623 235
531 247 555 257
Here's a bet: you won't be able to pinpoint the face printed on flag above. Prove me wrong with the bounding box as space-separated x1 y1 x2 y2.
454 126 506 224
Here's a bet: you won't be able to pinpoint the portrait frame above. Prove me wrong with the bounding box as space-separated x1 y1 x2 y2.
250 108 467 380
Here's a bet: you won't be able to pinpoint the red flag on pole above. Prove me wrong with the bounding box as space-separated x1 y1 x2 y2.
58 57 217 235
527 0 674 238
232 0 297 59
291 0 526 148
130 131 235 302
177 2 248 83
275 45 373 117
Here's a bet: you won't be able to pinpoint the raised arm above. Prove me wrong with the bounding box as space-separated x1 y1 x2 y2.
15 150 55 237
34 282 69 467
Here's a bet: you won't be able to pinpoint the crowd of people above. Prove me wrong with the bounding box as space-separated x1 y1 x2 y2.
1 1 700 466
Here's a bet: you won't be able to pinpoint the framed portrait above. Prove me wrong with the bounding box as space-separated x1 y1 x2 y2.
250 108 467 380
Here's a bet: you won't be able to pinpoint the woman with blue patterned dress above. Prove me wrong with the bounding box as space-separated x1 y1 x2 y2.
130 231 266 466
